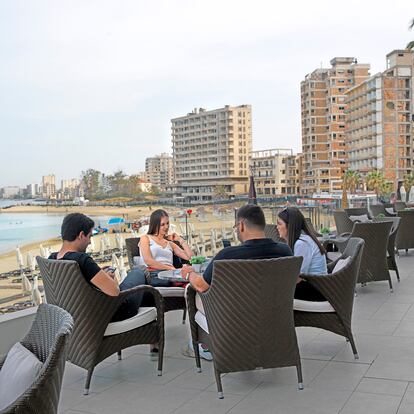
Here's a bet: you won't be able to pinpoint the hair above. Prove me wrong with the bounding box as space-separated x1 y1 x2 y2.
236 204 266 230
147 209 169 235
61 213 95 242
278 207 325 255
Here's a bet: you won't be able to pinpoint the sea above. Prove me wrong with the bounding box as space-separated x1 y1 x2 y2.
0 200 109 254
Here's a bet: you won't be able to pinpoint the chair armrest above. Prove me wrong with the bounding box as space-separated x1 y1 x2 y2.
339 232 351 237
0 353 5 369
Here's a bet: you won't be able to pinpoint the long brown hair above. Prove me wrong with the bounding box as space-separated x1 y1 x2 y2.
278 207 325 255
147 209 169 236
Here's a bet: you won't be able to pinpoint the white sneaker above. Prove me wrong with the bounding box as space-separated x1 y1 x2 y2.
181 343 213 361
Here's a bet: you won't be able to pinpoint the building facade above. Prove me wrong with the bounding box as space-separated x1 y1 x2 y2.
301 58 370 195
60 178 82 200
171 105 252 202
145 153 173 191
250 149 301 196
41 175 56 199
345 50 414 187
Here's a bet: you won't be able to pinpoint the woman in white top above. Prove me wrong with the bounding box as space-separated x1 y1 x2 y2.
139 209 193 287
277 207 327 301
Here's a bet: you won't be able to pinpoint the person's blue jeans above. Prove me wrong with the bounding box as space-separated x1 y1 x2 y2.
111 268 147 322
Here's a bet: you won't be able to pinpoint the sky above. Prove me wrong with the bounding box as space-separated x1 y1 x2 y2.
0 0 413 187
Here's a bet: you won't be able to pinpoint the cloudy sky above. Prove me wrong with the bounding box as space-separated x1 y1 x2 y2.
0 0 413 187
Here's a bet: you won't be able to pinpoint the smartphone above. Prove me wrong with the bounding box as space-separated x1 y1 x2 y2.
104 266 116 272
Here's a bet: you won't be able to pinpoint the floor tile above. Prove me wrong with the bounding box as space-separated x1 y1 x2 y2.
339 391 401 414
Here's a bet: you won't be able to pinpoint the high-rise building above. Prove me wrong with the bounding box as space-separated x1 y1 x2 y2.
145 153 173 191
250 149 301 196
345 50 414 187
26 183 39 198
61 178 82 199
171 105 252 202
301 58 370 195
41 174 56 199
1 186 21 199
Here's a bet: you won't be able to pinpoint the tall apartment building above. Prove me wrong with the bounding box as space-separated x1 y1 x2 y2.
61 178 82 199
171 105 252 202
26 183 39 198
145 153 173 191
345 50 414 187
301 58 370 195
250 149 302 196
41 174 56 199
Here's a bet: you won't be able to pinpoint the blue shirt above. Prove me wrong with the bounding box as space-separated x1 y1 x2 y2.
294 234 327 275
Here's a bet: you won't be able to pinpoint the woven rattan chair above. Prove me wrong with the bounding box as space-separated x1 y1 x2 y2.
0 304 73 414
125 237 187 322
187 257 303 399
349 221 393 290
396 210 414 252
294 237 364 359
395 201 407 211
373 217 401 281
369 204 396 218
264 224 282 242
344 207 371 219
36 257 164 395
333 210 354 236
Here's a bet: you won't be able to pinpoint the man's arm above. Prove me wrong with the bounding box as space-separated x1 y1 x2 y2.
181 265 210 293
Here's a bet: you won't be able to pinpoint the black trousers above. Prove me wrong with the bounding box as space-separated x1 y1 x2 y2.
294 280 326 302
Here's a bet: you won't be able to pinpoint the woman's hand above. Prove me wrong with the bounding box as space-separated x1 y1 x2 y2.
168 233 186 244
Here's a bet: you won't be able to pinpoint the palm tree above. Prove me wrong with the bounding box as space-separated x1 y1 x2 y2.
366 170 385 201
344 170 361 194
407 18 414 50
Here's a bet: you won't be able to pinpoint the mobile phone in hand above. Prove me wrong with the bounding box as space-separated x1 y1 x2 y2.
103 266 116 272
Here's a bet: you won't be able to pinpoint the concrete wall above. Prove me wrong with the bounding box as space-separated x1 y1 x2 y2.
0 307 37 355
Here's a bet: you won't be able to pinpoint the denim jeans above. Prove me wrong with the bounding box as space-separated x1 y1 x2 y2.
111 268 147 322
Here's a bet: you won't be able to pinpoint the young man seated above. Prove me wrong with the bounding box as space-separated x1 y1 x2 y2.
49 213 147 322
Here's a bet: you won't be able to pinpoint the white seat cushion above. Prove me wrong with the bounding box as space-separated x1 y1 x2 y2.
195 310 209 333
332 256 351 273
349 214 370 223
294 299 335 313
0 342 43 410
104 307 156 336
385 208 396 215
195 293 205 314
156 287 185 297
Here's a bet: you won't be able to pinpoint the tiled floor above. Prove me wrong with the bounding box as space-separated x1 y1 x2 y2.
59 252 414 413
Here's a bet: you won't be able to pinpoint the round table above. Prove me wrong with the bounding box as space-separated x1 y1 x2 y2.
158 269 187 283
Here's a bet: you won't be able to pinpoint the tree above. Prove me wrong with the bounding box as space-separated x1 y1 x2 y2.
407 18 414 50
366 170 385 200
107 170 128 196
81 169 101 199
213 185 228 200
344 170 361 194
403 172 414 201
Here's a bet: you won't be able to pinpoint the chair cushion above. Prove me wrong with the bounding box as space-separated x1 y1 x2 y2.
195 310 209 333
349 214 370 222
385 208 396 215
293 299 335 313
0 342 43 410
104 307 156 336
195 293 205 314
156 287 185 297
332 256 351 273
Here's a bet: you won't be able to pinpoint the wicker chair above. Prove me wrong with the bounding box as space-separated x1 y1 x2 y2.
349 221 393 290
36 257 164 395
0 304 73 414
369 204 396 218
264 224 282 242
125 237 187 321
187 257 303 399
395 201 407 211
333 210 354 236
396 210 414 252
294 237 364 359
373 217 401 281
344 207 371 219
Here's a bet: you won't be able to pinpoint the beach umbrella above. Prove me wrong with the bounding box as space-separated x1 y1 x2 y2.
400 185 407 202
26 252 36 272
31 276 43 306
16 247 24 270
21 274 32 294
248 174 257 205
409 186 414 203
108 217 125 226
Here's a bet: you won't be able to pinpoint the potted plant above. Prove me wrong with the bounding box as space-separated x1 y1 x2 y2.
320 227 330 240
190 256 206 272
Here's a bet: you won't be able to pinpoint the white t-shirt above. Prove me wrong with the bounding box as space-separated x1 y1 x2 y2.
138 236 173 267
294 234 327 275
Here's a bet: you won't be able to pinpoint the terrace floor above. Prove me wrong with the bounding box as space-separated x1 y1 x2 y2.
59 252 414 414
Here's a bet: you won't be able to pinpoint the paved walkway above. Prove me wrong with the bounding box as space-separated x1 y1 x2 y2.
59 252 414 414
